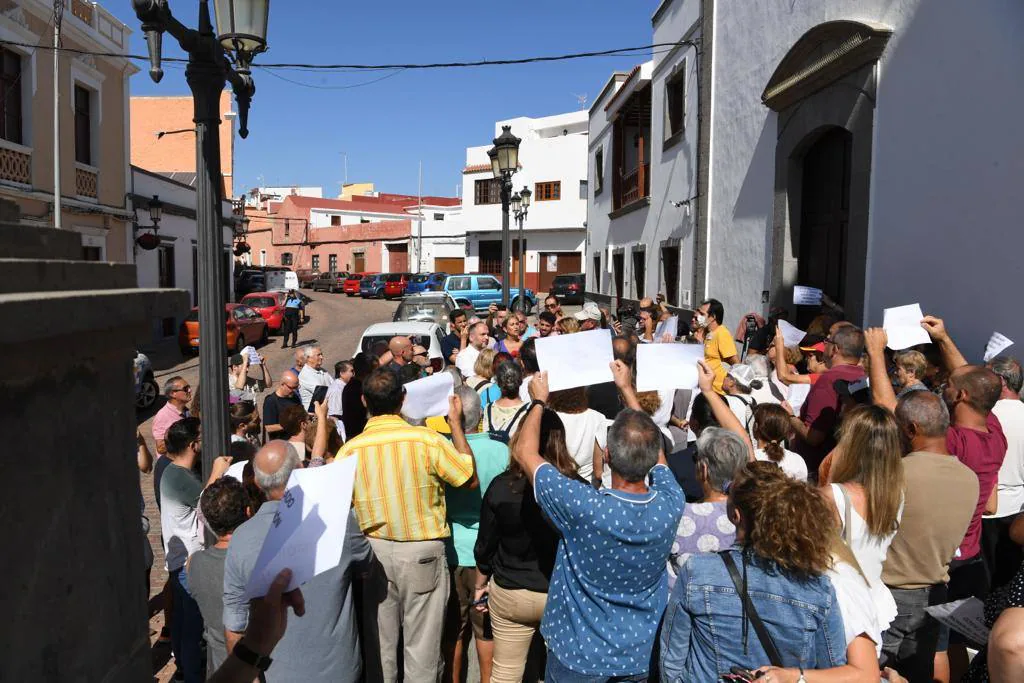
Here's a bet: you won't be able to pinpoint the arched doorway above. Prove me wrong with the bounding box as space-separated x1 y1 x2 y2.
797 128 851 326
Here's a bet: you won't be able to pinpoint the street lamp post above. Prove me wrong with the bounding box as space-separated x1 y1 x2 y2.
512 186 531 312
132 0 269 478
487 126 521 309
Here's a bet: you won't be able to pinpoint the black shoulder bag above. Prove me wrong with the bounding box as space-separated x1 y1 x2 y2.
719 550 783 667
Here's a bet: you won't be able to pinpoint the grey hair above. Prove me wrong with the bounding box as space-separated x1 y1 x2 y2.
895 390 950 438
455 385 482 432
446 366 464 389
988 356 1023 394
163 376 185 398
495 360 523 399
254 449 303 493
606 409 661 482
746 355 770 380
303 345 321 359
695 427 748 493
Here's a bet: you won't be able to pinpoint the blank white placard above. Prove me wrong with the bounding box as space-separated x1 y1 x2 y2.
777 320 805 348
883 303 931 350
536 328 614 392
636 343 705 392
401 372 455 420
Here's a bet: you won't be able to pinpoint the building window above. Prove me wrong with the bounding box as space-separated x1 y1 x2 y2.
579 180 588 200
74 85 92 165
661 245 680 306
535 181 561 201
0 48 23 144
330 215 341 226
158 244 175 288
479 240 502 275
594 148 604 195
329 254 337 271
632 247 645 299
612 86 652 210
284 220 290 237
311 254 320 271
82 246 102 261
433 213 445 221
664 63 686 143
359 217 370 224
592 253 601 291
474 178 501 205
281 252 293 266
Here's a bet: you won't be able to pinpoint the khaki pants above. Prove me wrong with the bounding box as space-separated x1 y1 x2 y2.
363 538 449 683
488 581 547 683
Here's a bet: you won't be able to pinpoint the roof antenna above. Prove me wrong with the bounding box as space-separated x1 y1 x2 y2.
573 93 588 109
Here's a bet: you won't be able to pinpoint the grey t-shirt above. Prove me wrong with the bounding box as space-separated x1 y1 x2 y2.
160 462 204 572
223 502 372 682
187 546 228 672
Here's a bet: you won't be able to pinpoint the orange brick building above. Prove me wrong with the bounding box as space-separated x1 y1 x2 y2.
130 90 235 197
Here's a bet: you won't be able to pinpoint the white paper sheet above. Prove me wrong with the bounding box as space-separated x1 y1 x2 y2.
244 456 359 599
777 320 805 348
793 286 823 306
925 598 989 646
400 372 455 420
636 343 705 392
787 383 811 413
242 345 261 365
984 332 1014 363
883 303 931 350
654 316 679 343
536 328 614 392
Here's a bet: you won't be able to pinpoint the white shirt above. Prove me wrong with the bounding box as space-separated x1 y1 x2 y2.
325 378 347 440
991 399 1024 517
298 365 331 409
456 345 482 379
754 447 808 481
557 409 611 484
828 560 885 655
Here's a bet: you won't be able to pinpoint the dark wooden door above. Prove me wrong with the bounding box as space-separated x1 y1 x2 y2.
388 243 408 271
538 251 582 292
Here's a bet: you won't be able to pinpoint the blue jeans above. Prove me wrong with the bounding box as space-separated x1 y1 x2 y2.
170 567 205 682
545 654 648 682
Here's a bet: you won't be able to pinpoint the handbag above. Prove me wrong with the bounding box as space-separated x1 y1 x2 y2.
719 550 783 667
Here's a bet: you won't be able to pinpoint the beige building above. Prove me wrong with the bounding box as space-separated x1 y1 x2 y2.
0 0 136 261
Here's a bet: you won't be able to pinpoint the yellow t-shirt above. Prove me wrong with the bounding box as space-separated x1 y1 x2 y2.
704 325 738 394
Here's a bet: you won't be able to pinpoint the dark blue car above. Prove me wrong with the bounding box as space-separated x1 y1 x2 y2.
405 272 448 295
359 273 387 298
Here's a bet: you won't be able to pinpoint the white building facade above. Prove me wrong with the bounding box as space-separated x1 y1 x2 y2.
462 112 588 293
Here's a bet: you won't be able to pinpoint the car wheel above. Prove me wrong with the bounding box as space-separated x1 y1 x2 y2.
260 327 269 346
234 334 245 354
136 375 159 410
457 299 473 311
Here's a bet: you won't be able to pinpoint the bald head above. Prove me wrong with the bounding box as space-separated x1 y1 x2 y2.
895 390 950 439
389 336 413 365
253 440 303 499
948 365 1003 415
278 370 300 399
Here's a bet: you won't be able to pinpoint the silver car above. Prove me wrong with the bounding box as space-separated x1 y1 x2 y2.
134 350 158 410
392 292 460 327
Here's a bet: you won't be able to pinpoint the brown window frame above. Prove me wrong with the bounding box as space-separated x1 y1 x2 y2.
534 181 561 202
74 84 92 165
330 215 341 226
0 47 23 145
474 178 501 205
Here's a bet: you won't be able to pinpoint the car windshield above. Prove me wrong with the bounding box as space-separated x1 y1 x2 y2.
385 274 403 282
411 274 430 283
361 334 429 353
394 301 450 322
552 275 578 285
361 275 376 283
244 296 276 308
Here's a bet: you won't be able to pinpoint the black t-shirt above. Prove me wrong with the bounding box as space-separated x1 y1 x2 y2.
441 332 461 362
666 442 704 503
262 391 301 440
586 381 624 420
341 379 368 440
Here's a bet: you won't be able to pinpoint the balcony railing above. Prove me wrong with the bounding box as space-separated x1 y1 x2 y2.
75 164 98 199
619 163 650 208
71 0 94 24
0 144 31 185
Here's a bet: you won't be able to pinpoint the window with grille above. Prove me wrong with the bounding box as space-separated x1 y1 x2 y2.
0 48 23 144
281 253 293 266
311 255 320 271
434 213 444 221
474 178 501 205
330 215 341 226
479 240 502 275
534 181 561 201
74 85 92 165
329 254 337 271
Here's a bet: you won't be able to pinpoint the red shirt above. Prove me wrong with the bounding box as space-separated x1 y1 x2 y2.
794 363 866 470
946 412 1007 559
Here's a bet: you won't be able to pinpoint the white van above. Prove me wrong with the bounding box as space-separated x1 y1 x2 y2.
264 269 300 292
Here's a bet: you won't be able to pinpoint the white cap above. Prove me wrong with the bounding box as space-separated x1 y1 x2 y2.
573 302 602 322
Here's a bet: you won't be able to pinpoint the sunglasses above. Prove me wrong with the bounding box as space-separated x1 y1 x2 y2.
545 303 558 309
174 386 192 393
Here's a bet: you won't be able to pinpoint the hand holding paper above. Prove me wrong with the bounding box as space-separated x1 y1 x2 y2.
793 286 823 306
883 303 931 350
776 319 805 348
401 372 455 420
636 343 704 391
984 332 1014 363
536 328 614 391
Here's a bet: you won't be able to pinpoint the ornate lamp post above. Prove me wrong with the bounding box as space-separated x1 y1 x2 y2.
134 195 164 251
132 0 269 477
512 186 531 311
487 126 521 309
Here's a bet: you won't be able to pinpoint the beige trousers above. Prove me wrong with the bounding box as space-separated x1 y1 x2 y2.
363 538 449 683
487 581 548 683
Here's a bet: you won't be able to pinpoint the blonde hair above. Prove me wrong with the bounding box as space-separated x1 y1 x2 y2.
894 350 928 380
473 348 496 379
556 317 580 335
829 405 905 537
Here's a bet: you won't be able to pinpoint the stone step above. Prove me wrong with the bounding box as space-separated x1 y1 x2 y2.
0 258 138 294
0 223 87 261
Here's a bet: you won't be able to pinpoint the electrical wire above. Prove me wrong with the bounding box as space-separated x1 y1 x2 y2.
255 66 406 90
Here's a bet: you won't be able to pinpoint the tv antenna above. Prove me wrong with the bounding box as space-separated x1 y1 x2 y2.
573 93 588 109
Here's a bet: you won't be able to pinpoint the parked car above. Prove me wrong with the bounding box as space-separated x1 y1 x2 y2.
405 272 448 295
134 350 158 410
359 273 388 298
548 273 585 304
311 271 350 293
178 303 269 356
344 272 375 296
295 268 319 288
355 321 447 373
382 272 413 299
234 270 265 300
241 291 287 332
443 274 536 313
393 292 458 327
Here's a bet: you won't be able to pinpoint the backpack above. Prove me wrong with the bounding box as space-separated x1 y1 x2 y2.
486 402 531 445
728 394 759 441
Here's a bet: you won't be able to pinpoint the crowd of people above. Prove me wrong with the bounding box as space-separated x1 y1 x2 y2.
141 292 1024 683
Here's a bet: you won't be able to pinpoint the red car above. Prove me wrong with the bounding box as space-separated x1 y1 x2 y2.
344 272 376 296
241 291 287 331
383 272 413 299
178 304 268 355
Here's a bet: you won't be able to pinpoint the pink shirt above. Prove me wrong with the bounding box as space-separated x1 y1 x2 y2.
152 402 187 443
947 412 1007 559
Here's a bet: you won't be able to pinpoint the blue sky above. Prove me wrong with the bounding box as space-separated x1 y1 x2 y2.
110 0 659 198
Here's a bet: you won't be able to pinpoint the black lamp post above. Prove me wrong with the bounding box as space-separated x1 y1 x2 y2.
132 0 269 478
487 125 521 309
134 194 164 251
512 186 531 311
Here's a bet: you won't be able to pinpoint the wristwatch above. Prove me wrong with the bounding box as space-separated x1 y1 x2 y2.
528 399 545 411
233 641 273 672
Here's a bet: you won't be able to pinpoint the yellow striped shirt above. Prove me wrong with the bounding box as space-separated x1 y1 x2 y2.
336 415 475 541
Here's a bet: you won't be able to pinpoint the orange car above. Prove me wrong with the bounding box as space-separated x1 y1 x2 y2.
178 304 268 356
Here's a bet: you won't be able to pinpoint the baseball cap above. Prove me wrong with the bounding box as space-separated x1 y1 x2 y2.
229 353 244 366
798 334 826 354
727 364 756 389
574 302 602 322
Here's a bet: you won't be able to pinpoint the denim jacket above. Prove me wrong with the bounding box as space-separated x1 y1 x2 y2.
660 546 847 682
